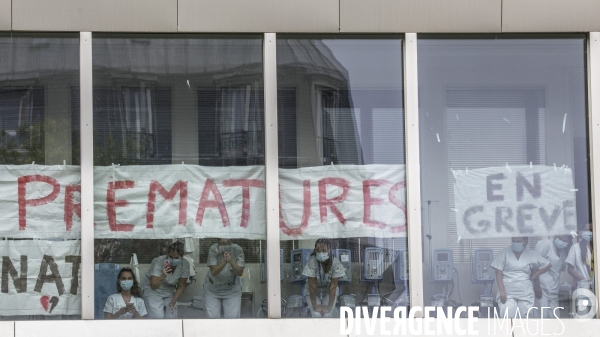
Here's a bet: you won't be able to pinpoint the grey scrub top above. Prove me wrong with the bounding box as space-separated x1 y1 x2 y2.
204 243 245 298
302 255 346 297
142 255 191 298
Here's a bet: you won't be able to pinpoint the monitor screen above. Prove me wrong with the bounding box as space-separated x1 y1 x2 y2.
479 252 491 261
437 252 448 262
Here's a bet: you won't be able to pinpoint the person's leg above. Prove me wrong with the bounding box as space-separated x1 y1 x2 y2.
222 295 242 319
547 298 560 318
517 297 535 319
498 298 518 318
144 295 165 319
203 289 222 319
164 297 178 319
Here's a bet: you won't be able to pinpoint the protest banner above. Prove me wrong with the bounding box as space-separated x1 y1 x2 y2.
0 240 81 316
454 165 576 239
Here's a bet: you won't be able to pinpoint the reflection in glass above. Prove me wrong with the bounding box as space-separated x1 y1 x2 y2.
276 37 407 318
418 36 591 319
91 35 266 319
0 34 81 320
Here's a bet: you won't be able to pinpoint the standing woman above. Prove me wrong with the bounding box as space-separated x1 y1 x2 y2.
566 223 594 290
491 236 552 318
104 267 147 319
302 239 346 318
533 235 572 318
142 241 190 318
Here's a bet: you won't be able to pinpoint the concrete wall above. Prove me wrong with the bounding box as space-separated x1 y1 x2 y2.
4 0 600 33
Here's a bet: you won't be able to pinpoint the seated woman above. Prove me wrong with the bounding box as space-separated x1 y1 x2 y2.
104 267 147 319
491 236 552 319
567 223 594 290
302 239 346 318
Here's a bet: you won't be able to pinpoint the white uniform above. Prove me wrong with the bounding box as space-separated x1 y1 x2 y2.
532 239 567 318
103 293 147 318
302 255 346 318
491 246 550 319
566 243 593 289
141 255 191 319
203 243 245 319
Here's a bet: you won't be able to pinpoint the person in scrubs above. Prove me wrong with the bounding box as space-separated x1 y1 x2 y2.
303 239 346 318
203 238 245 318
532 235 572 318
104 267 147 319
142 241 190 318
566 223 594 290
491 237 552 318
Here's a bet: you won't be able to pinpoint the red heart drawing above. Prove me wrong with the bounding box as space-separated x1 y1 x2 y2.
40 296 49 312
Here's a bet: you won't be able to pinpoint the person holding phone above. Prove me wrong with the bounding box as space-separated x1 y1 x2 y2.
104 267 147 319
141 241 190 318
203 238 245 318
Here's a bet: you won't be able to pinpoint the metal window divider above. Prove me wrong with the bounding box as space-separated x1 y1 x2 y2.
264 32 282 319
79 32 95 320
586 32 600 318
403 33 425 317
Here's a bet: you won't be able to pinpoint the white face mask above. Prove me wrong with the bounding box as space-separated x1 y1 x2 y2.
582 231 593 242
316 252 329 262
511 242 525 253
554 238 569 250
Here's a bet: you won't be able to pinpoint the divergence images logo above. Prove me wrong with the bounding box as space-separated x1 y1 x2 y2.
572 288 597 321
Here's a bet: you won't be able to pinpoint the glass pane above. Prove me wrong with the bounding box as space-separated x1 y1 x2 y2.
92 35 266 319
276 37 407 318
418 36 592 319
0 34 81 320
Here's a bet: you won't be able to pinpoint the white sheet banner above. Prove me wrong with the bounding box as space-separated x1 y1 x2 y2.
454 165 577 240
0 240 81 316
279 165 406 240
0 164 406 239
94 165 266 239
0 165 81 239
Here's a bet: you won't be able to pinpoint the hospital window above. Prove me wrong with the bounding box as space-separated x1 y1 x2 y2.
418 35 592 319
276 36 408 318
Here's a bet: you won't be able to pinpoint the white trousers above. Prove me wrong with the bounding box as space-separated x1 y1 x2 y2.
144 295 178 319
497 297 534 319
533 296 560 318
203 289 241 319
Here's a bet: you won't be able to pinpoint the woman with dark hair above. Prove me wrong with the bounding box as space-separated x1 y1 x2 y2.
104 267 147 319
566 223 594 290
533 234 572 318
302 239 346 318
141 240 190 318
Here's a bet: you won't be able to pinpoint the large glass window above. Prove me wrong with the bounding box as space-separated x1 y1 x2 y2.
276 36 407 318
92 35 266 319
0 34 81 320
418 35 592 319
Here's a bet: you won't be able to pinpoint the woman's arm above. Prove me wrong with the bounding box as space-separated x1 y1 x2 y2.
168 278 188 313
210 259 228 277
150 265 169 290
568 264 586 282
531 263 552 279
494 268 507 303
307 277 319 312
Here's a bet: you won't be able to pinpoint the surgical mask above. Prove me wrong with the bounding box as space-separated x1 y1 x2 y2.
169 258 181 267
511 242 525 253
582 231 593 242
120 280 133 291
220 245 232 253
316 252 329 262
554 238 568 250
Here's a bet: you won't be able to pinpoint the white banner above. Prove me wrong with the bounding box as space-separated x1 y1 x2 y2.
94 165 266 239
454 165 577 240
279 165 406 240
0 240 81 316
0 165 81 239
0 164 406 240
